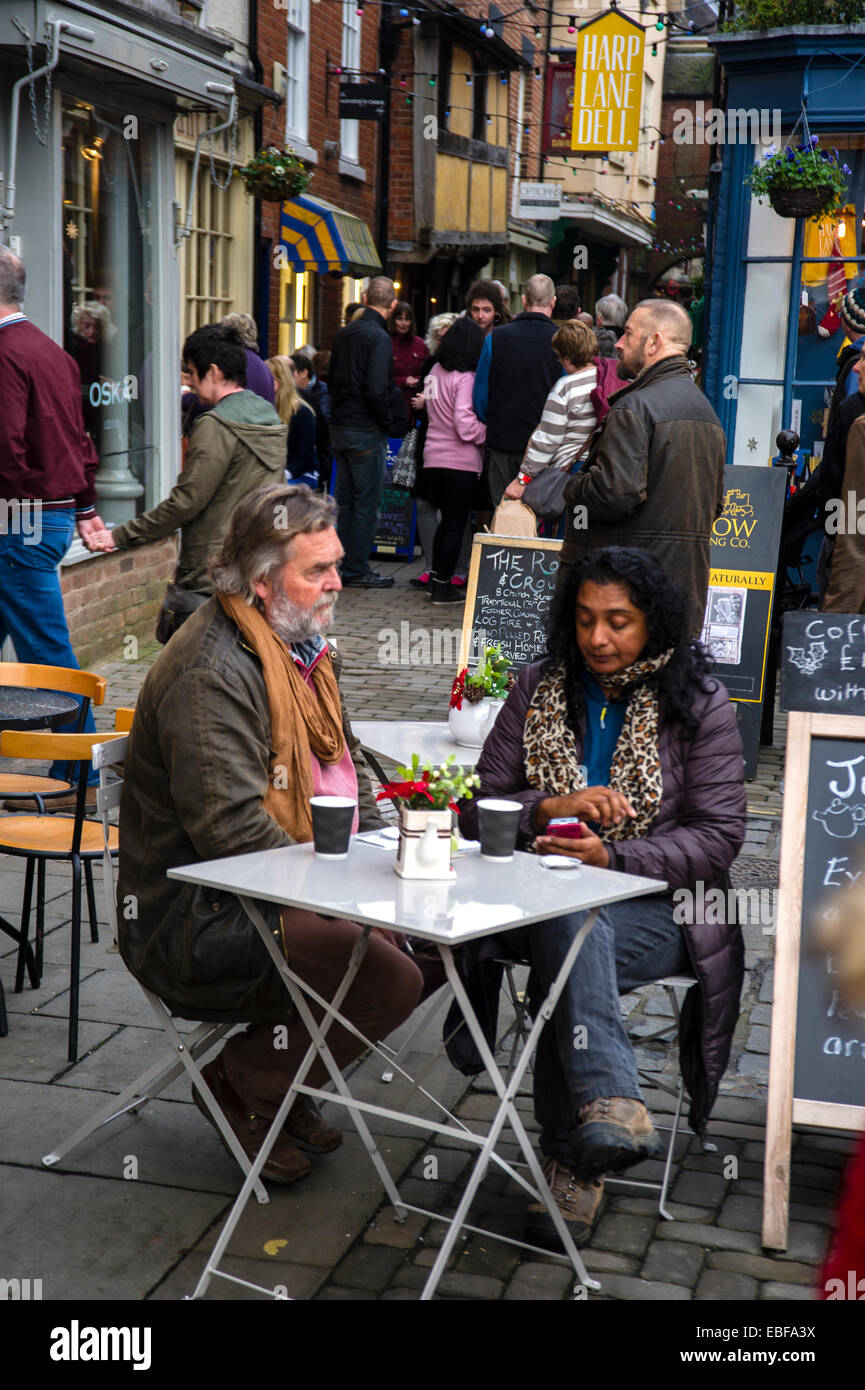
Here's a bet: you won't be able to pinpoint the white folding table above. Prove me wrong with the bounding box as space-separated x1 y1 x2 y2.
351 719 478 790
168 840 666 1301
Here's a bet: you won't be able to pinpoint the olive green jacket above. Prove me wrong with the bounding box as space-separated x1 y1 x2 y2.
112 391 287 593
117 598 383 1021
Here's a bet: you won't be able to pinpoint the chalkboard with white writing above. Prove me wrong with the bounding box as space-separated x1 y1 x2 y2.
459 535 562 670
796 734 865 1106
780 610 865 715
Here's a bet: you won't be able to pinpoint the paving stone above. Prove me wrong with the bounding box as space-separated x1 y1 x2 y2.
151 1255 326 1301
788 1203 837 1227
670 1171 727 1208
331 1244 407 1292
743 1142 766 1163
706 1251 814 1284
591 1212 655 1257
456 1233 522 1281
365 1205 429 1249
379 1288 420 1300
787 1163 843 1192
695 1269 757 1300
580 1249 639 1274
748 1004 774 1026
505 1262 575 1300
588 1272 690 1301
782 1222 831 1265
746 1024 771 1054
656 1222 762 1254
394 1268 503 1300
607 1198 708 1223
641 1240 705 1286
644 996 675 1017
788 1185 837 1209
409 1148 471 1184
718 1194 763 1232
760 1281 818 1301
759 967 774 1003
736 1054 770 1082
708 1095 767 1125
315 1286 377 1300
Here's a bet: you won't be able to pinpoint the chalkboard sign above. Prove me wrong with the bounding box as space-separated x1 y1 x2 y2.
763 709 865 1251
780 610 865 714
459 535 561 670
374 441 417 558
701 465 787 777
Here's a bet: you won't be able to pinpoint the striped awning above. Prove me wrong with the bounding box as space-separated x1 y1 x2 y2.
279 195 382 275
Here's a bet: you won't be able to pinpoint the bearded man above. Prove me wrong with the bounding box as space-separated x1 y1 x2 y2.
560 299 726 635
117 483 422 1183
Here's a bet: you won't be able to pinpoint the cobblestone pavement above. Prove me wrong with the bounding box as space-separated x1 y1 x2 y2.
0 557 842 1303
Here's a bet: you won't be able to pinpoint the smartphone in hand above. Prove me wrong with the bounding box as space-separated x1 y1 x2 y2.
545 818 584 840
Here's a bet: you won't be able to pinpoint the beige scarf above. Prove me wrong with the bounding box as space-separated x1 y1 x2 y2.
523 651 674 842
218 593 346 843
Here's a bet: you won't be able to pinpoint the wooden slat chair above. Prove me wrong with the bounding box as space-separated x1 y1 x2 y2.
114 708 135 733
0 665 108 959
0 663 107 810
0 730 124 1063
42 733 268 1205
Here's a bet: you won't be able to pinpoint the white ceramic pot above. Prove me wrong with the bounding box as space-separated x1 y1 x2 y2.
394 806 455 880
448 697 505 748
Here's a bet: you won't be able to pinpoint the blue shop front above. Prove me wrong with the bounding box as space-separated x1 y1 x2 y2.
705 25 865 471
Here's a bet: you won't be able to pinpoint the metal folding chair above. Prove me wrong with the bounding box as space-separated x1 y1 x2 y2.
42 732 268 1204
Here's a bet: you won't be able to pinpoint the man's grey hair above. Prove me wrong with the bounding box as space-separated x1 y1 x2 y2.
220 312 259 352
209 483 337 603
595 293 628 329
365 275 395 309
633 299 692 352
0 246 26 307
524 273 556 308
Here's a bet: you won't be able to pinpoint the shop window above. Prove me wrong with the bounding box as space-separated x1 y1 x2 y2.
340 0 361 164
472 63 489 142
342 277 367 317
177 148 235 339
278 265 312 355
62 99 155 523
285 0 310 146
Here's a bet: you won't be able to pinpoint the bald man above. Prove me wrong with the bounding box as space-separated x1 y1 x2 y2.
561 300 726 633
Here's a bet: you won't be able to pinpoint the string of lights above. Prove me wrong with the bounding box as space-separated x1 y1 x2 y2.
315 0 714 39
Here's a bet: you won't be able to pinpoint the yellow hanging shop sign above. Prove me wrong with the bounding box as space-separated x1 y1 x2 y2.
570 9 646 154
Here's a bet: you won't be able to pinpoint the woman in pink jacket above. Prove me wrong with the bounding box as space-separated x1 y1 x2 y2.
421 315 487 606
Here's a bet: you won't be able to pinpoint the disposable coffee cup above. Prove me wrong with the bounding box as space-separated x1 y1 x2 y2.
310 796 356 859
477 798 521 862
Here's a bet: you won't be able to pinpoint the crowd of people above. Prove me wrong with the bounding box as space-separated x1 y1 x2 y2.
6 229 862 1269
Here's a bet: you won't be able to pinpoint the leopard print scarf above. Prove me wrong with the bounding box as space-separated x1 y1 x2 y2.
523 651 674 843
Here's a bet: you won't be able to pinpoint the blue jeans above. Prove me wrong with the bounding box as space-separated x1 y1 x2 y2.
505 892 689 1164
331 427 388 581
0 509 97 782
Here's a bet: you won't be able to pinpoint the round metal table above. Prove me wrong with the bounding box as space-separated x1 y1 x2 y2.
0 687 80 732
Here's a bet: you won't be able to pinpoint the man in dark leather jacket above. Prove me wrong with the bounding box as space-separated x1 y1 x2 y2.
118 483 422 1182
328 275 399 588
562 300 726 634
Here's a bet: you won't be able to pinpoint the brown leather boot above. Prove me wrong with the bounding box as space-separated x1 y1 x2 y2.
571 1096 664 1177
526 1157 604 1250
193 1057 313 1184
285 1095 343 1153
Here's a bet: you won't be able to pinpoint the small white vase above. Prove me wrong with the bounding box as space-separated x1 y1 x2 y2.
448 697 505 748
394 807 455 880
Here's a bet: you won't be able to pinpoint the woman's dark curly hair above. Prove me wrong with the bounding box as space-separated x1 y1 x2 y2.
545 547 714 735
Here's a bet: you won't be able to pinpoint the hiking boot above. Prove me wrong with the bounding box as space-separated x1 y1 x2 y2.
526 1157 604 1250
284 1095 343 1153
571 1096 664 1177
429 577 464 605
193 1057 313 1184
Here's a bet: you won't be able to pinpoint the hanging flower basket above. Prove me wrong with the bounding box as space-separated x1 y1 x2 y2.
748 135 850 223
237 146 312 201
768 184 838 220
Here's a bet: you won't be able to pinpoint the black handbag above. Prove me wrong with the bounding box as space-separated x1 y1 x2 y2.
155 583 208 645
522 439 592 524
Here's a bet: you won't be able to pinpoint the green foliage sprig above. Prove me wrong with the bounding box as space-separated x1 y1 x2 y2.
237 146 312 200
723 0 865 30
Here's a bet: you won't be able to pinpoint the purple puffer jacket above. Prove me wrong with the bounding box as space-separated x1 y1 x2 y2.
458 661 747 1133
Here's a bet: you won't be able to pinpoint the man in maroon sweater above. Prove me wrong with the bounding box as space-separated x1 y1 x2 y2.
0 246 108 804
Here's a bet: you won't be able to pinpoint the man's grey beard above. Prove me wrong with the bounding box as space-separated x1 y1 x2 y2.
266 582 336 644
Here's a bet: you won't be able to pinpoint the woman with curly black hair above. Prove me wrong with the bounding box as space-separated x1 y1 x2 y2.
457 546 746 1250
